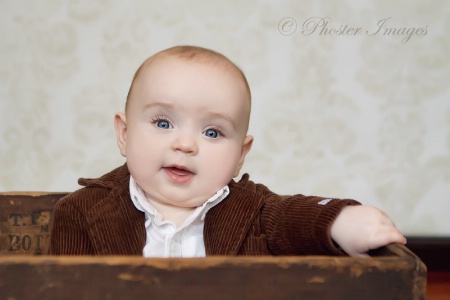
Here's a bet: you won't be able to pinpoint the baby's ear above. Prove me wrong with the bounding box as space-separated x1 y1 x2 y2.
114 112 128 157
234 135 253 177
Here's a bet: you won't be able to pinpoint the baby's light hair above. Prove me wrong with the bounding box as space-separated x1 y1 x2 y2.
125 45 251 112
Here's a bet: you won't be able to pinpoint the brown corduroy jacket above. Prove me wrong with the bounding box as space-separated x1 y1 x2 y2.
48 164 360 256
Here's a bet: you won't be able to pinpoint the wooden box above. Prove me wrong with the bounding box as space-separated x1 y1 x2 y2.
0 193 427 299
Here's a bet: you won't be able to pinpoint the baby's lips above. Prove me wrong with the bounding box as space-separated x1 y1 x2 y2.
166 167 193 176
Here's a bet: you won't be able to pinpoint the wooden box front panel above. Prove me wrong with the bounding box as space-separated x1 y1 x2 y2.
0 245 426 300
0 193 67 255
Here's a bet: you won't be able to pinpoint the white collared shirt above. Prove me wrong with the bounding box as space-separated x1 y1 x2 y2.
129 176 229 257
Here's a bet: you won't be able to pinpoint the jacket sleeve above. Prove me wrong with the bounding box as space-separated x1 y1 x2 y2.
260 191 360 256
47 196 94 255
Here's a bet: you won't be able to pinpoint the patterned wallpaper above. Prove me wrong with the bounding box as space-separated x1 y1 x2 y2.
1 1 449 236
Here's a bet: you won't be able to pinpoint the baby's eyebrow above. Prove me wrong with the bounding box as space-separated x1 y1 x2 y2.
203 110 237 130
143 102 174 111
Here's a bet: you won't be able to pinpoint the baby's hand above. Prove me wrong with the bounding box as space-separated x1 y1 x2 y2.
330 205 406 257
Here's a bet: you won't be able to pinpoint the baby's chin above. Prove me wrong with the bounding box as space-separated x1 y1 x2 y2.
140 177 229 208
147 192 211 208
173 194 217 207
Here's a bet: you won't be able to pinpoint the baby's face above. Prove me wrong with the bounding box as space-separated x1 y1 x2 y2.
118 56 252 208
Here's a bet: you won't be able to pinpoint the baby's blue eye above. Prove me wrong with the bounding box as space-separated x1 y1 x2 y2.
156 120 172 129
204 129 220 138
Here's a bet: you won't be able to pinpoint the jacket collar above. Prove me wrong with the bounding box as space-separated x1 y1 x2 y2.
204 174 265 255
79 164 146 255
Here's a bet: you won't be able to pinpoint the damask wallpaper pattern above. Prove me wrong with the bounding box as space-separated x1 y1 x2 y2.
1 1 449 236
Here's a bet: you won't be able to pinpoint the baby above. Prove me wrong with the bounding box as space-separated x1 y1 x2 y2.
48 45 405 258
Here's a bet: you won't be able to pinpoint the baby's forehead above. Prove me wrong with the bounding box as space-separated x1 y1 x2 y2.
142 52 245 83
141 54 250 103
136 53 250 99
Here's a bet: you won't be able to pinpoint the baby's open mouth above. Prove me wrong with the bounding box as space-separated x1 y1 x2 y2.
163 165 195 184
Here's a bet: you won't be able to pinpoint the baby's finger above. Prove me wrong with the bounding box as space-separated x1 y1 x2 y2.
372 208 397 226
369 227 406 249
380 217 396 226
